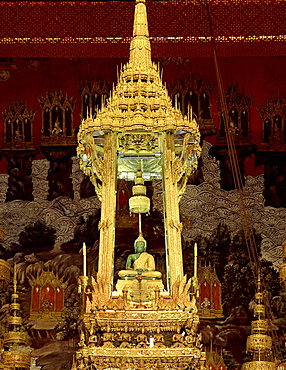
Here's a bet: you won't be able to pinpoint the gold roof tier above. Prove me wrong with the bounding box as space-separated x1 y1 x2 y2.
3 350 31 369
7 315 23 327
3 331 27 346
251 320 268 334
246 333 272 352
77 68 200 133
9 302 21 312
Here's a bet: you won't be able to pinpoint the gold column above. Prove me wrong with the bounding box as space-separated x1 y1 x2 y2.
162 131 184 292
97 131 117 294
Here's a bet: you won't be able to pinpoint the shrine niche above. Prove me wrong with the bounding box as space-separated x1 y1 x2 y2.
38 90 77 200
79 80 110 120
2 101 38 202
167 74 216 186
198 266 223 319
217 85 253 141
28 270 67 321
2 101 35 151
38 90 76 146
210 85 257 190
257 95 286 150
168 74 216 138
256 94 286 207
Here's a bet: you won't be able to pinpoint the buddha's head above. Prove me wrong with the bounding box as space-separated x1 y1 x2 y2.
134 233 147 253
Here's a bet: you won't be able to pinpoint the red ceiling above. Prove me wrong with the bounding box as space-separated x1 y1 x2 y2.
0 0 286 58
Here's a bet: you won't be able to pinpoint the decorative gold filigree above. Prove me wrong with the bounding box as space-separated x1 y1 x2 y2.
242 361 276 370
75 346 205 370
96 132 117 287
251 320 268 334
170 275 198 312
3 350 31 368
246 334 272 352
118 132 159 153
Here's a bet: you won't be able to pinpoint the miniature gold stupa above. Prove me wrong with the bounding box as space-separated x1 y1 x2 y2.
2 265 30 369
242 273 275 370
76 0 204 368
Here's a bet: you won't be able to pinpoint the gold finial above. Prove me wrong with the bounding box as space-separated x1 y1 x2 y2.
257 269 261 292
129 0 151 69
13 263 17 295
243 268 275 369
255 269 263 304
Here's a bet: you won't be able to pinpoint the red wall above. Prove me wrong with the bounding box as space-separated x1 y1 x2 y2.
1 56 286 175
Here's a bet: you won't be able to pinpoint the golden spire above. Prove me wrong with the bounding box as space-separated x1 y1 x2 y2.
3 263 31 369
77 0 202 141
10 263 21 317
129 0 151 70
13 262 17 295
242 270 275 370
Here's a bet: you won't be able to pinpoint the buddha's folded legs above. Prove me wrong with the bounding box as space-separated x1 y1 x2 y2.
118 270 162 279
141 271 162 278
118 270 138 278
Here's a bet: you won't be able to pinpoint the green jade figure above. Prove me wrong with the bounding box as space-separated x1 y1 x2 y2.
118 233 162 280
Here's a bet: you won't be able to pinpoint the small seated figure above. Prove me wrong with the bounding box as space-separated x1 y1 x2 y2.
201 296 211 309
118 233 162 280
52 118 62 135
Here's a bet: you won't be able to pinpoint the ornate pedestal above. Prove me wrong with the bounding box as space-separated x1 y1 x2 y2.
2 150 39 202
76 276 205 370
40 146 76 200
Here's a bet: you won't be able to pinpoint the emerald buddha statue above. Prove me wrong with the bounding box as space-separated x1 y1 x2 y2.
118 233 162 280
